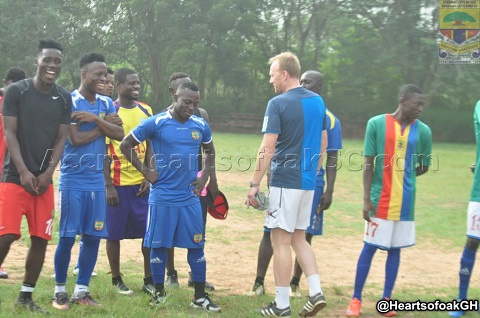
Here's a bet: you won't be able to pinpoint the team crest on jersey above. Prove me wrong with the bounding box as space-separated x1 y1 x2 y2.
191 131 200 140
397 140 404 150
94 221 104 231
193 233 203 243
99 112 106 119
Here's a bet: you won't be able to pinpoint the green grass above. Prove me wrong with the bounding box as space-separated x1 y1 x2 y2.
1 133 478 317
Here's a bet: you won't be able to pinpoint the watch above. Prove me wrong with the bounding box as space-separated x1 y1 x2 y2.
250 181 260 188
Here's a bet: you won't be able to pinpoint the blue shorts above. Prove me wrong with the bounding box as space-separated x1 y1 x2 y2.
144 202 204 249
263 185 325 235
59 189 107 238
106 185 149 240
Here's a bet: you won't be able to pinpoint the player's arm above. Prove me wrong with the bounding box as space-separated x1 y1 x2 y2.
246 133 278 208
120 134 158 184
363 155 375 222
193 140 215 197
3 116 38 195
137 139 153 197
68 125 102 146
319 150 338 210
104 149 119 207
36 123 70 195
71 111 124 141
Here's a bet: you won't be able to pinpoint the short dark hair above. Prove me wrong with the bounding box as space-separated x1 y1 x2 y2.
114 68 136 84
169 72 189 83
4 67 27 83
177 81 199 92
107 67 114 75
79 53 105 69
398 84 423 101
38 39 63 53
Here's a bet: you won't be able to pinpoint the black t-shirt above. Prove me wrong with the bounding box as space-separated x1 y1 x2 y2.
2 78 72 184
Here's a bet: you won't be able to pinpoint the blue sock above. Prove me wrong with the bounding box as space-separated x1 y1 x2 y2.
150 247 167 284
76 235 100 286
187 248 206 283
75 239 83 270
353 244 377 301
383 248 400 299
54 237 75 284
459 246 476 300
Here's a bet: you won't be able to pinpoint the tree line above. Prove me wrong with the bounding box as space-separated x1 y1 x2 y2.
0 0 475 142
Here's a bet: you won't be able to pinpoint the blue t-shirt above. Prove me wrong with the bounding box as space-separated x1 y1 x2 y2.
262 87 326 190
316 108 342 188
131 111 212 206
59 90 116 190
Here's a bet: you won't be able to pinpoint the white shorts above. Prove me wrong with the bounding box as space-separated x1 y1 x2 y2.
467 201 480 239
363 217 415 250
264 187 314 233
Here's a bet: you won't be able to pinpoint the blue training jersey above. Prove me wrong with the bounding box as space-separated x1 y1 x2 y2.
131 111 212 206
59 90 116 190
316 108 342 188
262 87 326 190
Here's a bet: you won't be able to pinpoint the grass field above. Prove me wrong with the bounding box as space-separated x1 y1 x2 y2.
0 133 478 317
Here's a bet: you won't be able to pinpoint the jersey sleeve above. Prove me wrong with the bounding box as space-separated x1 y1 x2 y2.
262 100 281 134
202 121 212 144
2 84 21 118
418 125 432 167
327 118 342 152
106 97 116 115
131 116 157 144
363 118 377 156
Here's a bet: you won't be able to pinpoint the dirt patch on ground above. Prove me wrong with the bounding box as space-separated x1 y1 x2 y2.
1 171 474 297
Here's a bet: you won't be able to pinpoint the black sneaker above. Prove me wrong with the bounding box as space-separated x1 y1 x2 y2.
142 283 155 295
52 291 70 310
165 270 179 288
113 282 133 295
248 282 265 296
150 290 167 307
191 293 221 313
15 297 50 314
188 272 215 291
258 301 291 317
298 292 327 317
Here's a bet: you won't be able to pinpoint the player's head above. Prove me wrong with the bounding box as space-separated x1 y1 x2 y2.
35 39 64 86
398 84 424 120
268 52 301 93
300 70 323 95
168 72 191 97
173 81 200 121
99 67 114 97
3 67 27 87
115 68 140 101
79 53 107 94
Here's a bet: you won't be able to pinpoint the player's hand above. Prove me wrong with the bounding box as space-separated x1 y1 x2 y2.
137 179 150 197
106 184 119 207
144 169 158 184
319 189 333 210
207 179 219 200
104 113 123 126
20 171 39 195
470 163 476 174
71 111 99 124
36 171 53 195
246 186 260 209
191 174 208 197
363 199 375 222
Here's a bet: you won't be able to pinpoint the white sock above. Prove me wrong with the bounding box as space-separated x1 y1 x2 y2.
73 284 88 296
20 285 34 293
54 284 66 295
307 274 322 297
275 286 290 309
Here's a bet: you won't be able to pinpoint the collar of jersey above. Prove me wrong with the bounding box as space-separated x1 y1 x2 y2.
72 89 102 102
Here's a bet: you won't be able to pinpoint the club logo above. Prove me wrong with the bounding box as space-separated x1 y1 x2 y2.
94 220 104 231
191 131 200 140
193 233 203 243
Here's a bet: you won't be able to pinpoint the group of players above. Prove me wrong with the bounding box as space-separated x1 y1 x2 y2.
0 38 477 318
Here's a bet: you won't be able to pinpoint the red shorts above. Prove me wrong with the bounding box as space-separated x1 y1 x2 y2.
0 183 54 240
